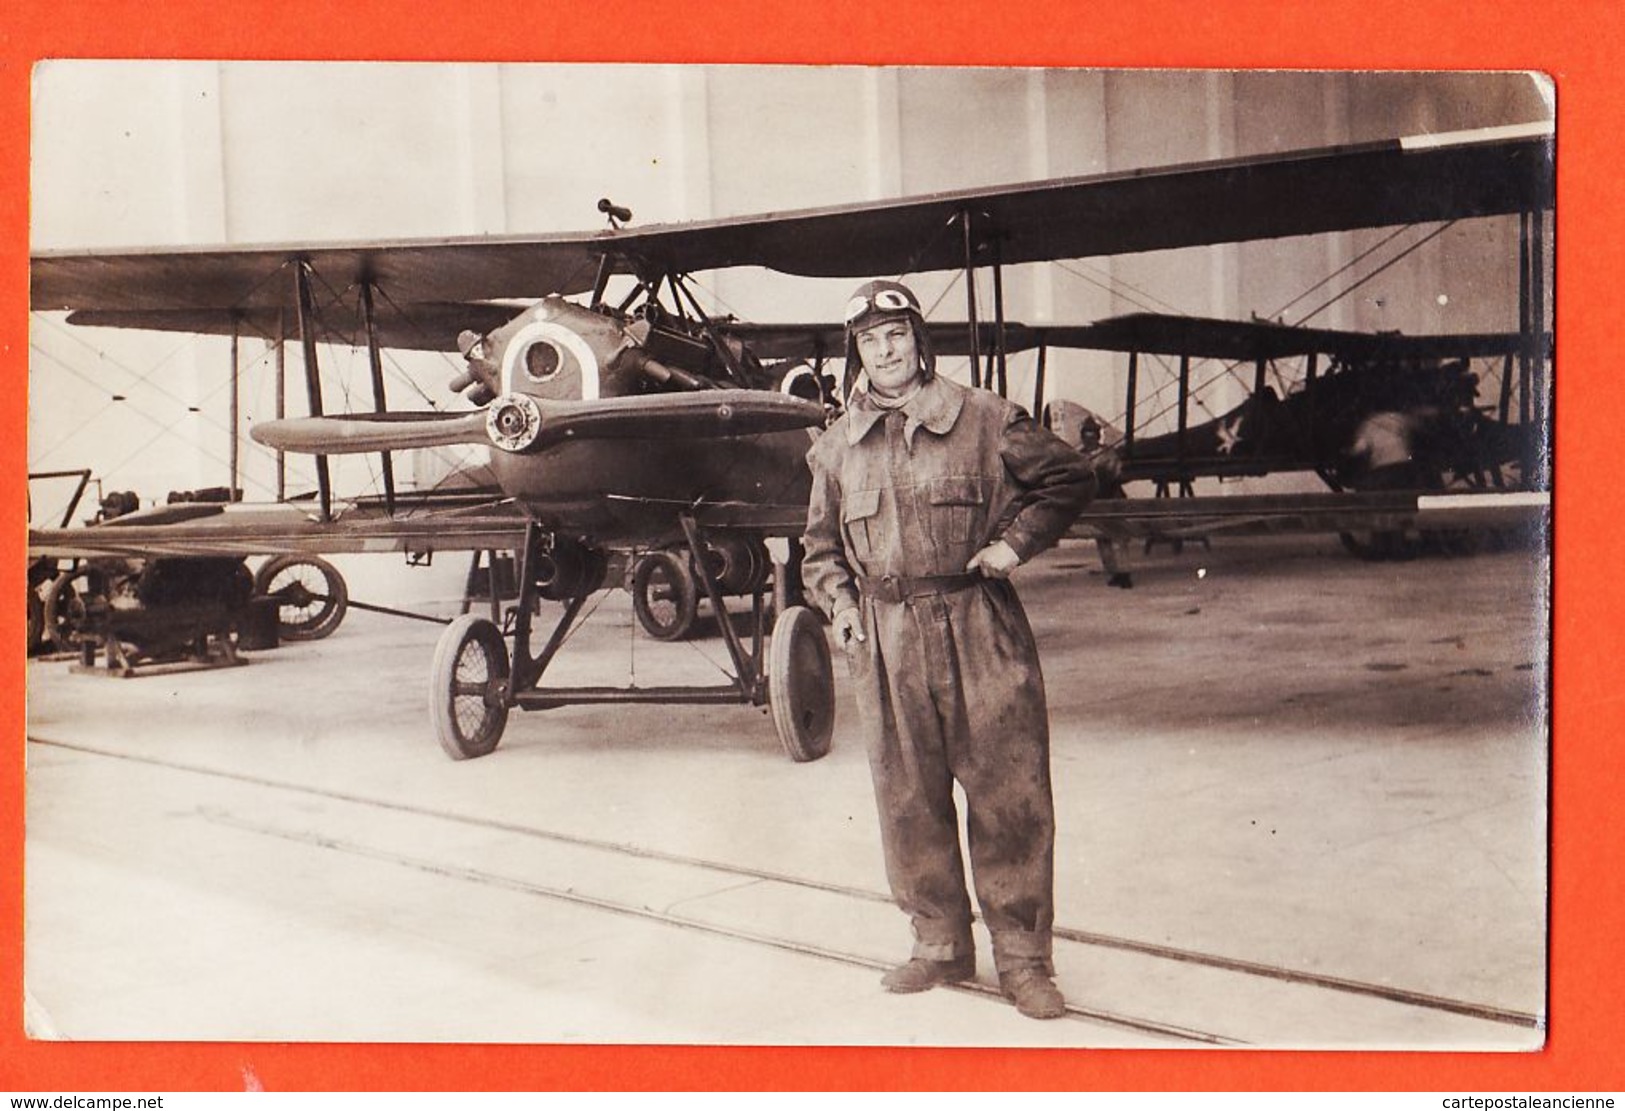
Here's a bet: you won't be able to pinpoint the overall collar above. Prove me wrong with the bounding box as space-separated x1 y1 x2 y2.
845 376 965 447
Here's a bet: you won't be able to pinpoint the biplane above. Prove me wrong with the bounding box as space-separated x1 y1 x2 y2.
733 311 1547 496
721 293 1550 570
27 120 1554 760
1024 314 1544 493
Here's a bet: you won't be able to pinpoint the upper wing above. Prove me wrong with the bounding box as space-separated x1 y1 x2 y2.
33 124 1551 319
32 237 610 315
612 124 1554 280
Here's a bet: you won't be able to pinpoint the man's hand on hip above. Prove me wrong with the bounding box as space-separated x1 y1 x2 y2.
833 606 866 646
967 539 1021 579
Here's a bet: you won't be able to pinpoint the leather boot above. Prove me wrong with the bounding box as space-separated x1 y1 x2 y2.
999 967 1066 1019
880 955 976 993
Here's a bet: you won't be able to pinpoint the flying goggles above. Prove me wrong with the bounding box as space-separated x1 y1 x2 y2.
843 286 920 326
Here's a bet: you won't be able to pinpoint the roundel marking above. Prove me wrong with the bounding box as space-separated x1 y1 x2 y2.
499 320 602 401
779 365 817 398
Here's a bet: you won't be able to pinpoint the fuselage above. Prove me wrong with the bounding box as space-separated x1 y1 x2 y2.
462 296 818 542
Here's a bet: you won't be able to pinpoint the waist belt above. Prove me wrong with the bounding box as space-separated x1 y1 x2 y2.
856 572 982 605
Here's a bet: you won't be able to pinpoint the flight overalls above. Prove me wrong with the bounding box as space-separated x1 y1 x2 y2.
802 376 1094 973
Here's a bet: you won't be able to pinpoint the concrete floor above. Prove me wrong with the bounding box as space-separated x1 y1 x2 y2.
23 534 1549 1049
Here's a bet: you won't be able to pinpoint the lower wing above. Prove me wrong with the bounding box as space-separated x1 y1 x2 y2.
28 496 531 561
1073 490 1550 543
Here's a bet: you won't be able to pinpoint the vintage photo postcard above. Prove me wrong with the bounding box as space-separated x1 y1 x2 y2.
24 63 1551 1055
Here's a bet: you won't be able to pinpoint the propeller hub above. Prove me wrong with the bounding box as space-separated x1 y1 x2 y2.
486 394 543 453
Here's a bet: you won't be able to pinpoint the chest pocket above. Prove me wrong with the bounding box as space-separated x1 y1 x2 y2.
843 487 885 564
928 476 986 545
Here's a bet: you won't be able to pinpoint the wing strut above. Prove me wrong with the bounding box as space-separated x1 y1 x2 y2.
229 316 241 499
293 262 333 522
1304 351 1319 456
1497 350 1515 427
1123 350 1140 460
671 273 748 384
1032 341 1047 423
1518 207 1548 490
275 308 286 502
589 252 615 310
959 209 982 389
1517 219 1531 435
991 242 1009 399
360 281 397 516
1175 353 1192 489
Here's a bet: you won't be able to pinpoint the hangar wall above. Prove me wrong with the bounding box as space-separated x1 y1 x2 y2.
28 64 1552 518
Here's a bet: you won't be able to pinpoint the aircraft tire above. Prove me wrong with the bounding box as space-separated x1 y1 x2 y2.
255 554 349 641
767 605 834 763
631 550 698 641
27 587 44 656
430 614 511 760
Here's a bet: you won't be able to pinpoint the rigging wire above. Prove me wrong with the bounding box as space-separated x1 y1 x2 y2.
895 212 963 287
33 315 229 435
1050 258 1184 317
1118 221 1460 436
33 258 358 473
920 269 964 320
371 282 478 406
673 270 749 324
275 278 443 503
1286 221 1458 329
34 254 525 507
31 311 337 502
552 589 611 655
1267 224 1415 323
30 344 281 500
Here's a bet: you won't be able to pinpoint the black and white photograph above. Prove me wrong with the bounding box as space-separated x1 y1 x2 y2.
24 63 1552 1050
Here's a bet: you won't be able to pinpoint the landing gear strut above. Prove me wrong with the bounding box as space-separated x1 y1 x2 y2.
427 518 833 763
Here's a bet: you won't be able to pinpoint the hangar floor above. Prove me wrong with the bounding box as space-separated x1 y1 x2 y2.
24 534 1549 1049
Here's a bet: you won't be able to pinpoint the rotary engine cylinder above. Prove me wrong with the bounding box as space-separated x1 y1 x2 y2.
531 538 609 602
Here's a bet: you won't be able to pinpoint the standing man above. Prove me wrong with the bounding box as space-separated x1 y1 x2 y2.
1043 400 1133 587
1076 412 1134 589
801 279 1095 1020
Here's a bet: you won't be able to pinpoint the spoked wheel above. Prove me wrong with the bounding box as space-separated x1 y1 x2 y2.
26 587 45 656
42 567 109 652
631 549 699 641
767 604 835 763
254 554 349 641
430 614 511 760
